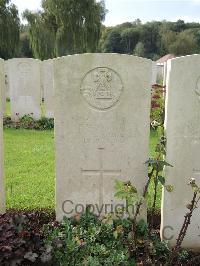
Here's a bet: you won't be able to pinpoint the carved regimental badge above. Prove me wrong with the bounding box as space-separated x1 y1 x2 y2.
81 67 123 110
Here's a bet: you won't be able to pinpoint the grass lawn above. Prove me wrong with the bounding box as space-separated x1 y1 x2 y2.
148 129 162 210
4 128 55 209
4 127 161 211
6 99 11 117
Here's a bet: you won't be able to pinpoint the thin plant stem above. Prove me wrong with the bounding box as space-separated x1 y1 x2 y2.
150 167 159 232
132 167 154 226
168 193 200 264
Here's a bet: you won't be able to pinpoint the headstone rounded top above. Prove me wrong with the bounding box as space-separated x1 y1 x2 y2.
80 67 123 111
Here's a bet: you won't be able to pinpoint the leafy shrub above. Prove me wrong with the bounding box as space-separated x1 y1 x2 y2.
0 210 55 266
3 116 12 127
19 114 37 129
38 117 54 130
136 219 148 238
178 249 189 262
0 210 199 265
44 212 135 265
3 115 54 130
153 237 170 260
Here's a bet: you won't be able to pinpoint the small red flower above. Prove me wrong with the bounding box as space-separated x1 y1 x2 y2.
152 94 160 99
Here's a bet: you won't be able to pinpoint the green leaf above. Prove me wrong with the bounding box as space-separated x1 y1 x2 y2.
136 219 148 238
130 185 138 194
113 230 118 239
115 180 124 190
114 191 126 199
145 158 173 170
158 175 165 185
145 158 156 165
162 161 173 167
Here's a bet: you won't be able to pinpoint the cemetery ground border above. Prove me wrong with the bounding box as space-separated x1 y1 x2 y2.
61 199 174 240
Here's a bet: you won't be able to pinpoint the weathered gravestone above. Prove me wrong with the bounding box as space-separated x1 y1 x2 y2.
163 62 167 87
1 61 6 116
4 61 10 100
41 60 54 118
0 59 5 214
2 60 9 115
161 55 200 249
54 53 154 221
8 58 41 121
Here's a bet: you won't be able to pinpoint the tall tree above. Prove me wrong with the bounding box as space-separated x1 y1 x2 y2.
23 10 56 59
169 31 198 56
121 28 140 54
0 0 20 59
134 42 146 57
24 0 106 59
160 28 177 55
18 25 34 58
103 29 123 53
139 22 161 58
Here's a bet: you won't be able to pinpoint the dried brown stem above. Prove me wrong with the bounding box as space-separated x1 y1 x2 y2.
130 167 154 258
132 167 154 225
149 168 159 232
168 193 199 265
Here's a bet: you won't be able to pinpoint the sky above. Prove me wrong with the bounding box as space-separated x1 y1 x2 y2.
12 0 200 26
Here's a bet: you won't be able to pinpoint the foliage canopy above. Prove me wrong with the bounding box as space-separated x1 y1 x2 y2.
0 0 20 59
23 0 106 59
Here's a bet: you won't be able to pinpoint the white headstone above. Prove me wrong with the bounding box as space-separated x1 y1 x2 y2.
4 61 10 100
163 62 167 87
54 54 154 221
161 55 200 249
152 63 157 85
42 60 54 118
8 58 41 121
156 63 164 83
0 59 5 214
1 61 6 116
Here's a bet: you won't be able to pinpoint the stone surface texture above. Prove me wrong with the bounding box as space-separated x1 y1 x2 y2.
8 58 41 121
161 54 200 250
54 53 154 220
0 59 5 214
42 60 54 118
4 61 10 100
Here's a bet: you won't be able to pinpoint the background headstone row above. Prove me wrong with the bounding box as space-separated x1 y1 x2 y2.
3 58 54 121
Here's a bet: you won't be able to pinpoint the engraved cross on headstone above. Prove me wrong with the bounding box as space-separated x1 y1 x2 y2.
81 148 121 206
